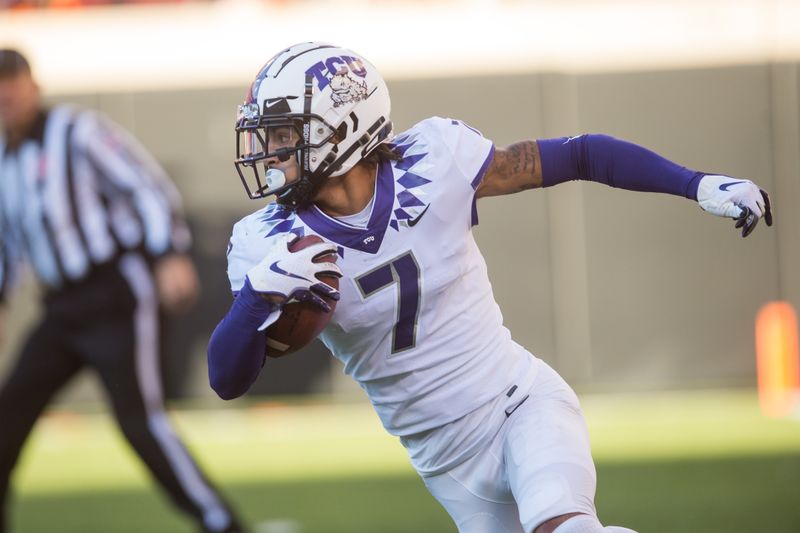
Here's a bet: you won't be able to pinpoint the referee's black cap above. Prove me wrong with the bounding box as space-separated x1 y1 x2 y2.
0 49 32 78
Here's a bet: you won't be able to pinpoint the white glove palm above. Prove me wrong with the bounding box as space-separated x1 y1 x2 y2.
697 175 773 237
246 233 342 311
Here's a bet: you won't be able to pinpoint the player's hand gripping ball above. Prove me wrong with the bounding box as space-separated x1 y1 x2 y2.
261 235 341 357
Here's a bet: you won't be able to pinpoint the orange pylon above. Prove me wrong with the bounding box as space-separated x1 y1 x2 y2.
756 301 800 417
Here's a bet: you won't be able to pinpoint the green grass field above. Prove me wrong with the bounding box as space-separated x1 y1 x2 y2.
9 389 800 532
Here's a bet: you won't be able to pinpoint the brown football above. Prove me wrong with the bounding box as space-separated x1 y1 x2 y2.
264 235 339 358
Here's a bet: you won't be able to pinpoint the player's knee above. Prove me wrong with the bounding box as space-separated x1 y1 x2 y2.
518 465 596 532
535 512 584 533
541 514 638 533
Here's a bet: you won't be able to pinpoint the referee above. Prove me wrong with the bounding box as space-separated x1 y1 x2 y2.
0 49 245 533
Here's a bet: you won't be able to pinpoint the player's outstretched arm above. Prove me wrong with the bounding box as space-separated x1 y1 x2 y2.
478 134 772 237
207 234 342 400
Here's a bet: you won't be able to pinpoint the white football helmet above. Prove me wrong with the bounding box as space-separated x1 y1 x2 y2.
234 42 394 208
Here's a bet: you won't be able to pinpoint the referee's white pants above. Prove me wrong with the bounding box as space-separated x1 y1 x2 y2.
422 359 597 533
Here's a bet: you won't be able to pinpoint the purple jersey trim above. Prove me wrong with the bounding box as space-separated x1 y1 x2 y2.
298 158 395 254
470 144 495 226
471 144 496 191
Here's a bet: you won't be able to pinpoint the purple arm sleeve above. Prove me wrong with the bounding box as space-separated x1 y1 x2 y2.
207 278 276 400
538 135 704 200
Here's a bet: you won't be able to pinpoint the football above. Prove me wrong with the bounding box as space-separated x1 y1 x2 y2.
264 235 339 358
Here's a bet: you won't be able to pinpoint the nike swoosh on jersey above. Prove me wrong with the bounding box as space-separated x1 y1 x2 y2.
269 260 311 281
719 180 748 191
407 204 431 227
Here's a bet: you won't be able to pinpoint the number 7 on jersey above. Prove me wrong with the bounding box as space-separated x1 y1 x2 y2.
355 252 421 355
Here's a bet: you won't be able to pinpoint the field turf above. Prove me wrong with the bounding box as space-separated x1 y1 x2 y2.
9 389 800 532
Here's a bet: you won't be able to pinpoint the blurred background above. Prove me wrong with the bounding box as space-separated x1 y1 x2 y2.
1 0 799 532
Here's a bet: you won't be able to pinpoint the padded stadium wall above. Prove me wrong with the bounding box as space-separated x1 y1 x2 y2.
1 1 798 399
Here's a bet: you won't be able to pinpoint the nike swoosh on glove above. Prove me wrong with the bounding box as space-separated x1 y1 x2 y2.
246 233 342 311
696 175 773 237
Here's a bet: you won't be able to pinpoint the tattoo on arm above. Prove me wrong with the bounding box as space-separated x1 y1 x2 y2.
508 141 538 179
478 140 542 198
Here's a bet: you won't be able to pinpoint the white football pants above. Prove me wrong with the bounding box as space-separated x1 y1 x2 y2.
422 360 598 533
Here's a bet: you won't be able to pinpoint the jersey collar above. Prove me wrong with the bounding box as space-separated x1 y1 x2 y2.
298 159 394 254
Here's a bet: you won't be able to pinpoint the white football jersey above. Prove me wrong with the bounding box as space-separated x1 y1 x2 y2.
227 117 537 469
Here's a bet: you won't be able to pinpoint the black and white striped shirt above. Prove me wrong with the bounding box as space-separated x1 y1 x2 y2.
0 105 191 300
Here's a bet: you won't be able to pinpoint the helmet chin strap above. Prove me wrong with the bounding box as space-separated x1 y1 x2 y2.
276 174 321 209
277 72 328 210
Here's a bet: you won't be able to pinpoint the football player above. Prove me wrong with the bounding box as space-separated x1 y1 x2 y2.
207 42 771 533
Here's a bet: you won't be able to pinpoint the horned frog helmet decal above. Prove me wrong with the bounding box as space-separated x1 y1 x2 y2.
329 69 368 108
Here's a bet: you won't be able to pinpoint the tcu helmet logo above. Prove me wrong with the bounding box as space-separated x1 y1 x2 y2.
329 71 367 108
306 56 370 107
